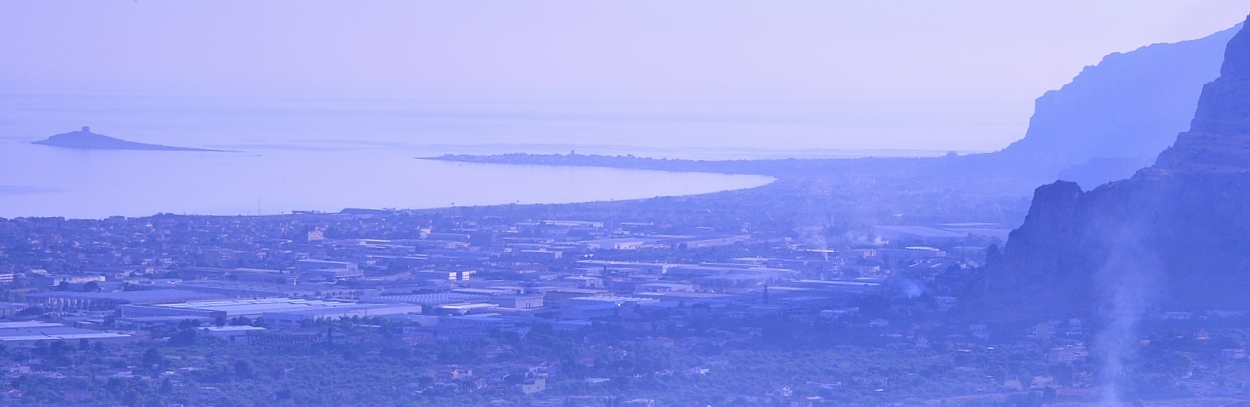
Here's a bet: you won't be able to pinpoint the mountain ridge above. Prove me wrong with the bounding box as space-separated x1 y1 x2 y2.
988 15 1250 320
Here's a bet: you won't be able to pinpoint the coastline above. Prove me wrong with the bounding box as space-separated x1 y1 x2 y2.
0 142 775 219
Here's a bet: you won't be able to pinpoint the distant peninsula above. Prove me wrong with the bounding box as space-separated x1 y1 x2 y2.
32 127 219 151
427 153 774 175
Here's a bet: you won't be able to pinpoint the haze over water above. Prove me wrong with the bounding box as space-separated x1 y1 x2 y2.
3 1 1243 219
0 92 956 220
0 136 773 219
0 93 997 159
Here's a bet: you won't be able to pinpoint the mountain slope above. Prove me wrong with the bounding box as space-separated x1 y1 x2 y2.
989 16 1250 319
989 24 1239 186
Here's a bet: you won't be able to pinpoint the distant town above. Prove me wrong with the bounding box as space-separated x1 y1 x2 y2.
5 6 1250 407
0 206 1242 407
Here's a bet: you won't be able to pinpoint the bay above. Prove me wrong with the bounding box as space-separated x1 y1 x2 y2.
0 140 773 219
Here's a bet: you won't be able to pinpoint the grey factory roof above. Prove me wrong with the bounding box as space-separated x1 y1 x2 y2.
362 293 485 305
873 226 968 238
150 298 368 315
26 289 225 304
0 322 131 343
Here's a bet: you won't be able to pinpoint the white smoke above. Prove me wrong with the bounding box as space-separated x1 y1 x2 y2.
900 279 924 298
1092 225 1161 405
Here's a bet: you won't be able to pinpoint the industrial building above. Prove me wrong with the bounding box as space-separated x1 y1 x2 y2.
0 321 132 346
364 292 543 310
294 259 363 280
120 298 421 327
26 289 226 311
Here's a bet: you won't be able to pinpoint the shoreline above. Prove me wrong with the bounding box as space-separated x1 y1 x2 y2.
0 150 775 220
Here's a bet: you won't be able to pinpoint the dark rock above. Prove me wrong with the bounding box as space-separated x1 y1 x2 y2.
991 15 1250 320
32 127 217 152
1055 156 1154 191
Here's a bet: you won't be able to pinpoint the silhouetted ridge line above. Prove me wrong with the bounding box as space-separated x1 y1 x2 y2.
989 14 1250 320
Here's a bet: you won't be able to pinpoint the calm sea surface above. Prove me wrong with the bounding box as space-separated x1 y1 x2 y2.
0 140 772 219
0 92 1013 219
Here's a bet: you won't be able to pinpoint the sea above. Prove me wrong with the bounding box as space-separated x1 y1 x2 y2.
0 93 1014 219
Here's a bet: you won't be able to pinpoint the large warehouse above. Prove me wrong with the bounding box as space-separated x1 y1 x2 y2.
26 289 226 311
0 321 133 346
120 298 421 327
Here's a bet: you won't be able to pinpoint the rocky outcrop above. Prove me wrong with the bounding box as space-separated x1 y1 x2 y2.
1155 26 1250 173
990 15 1250 319
33 127 218 151
1001 181 1084 282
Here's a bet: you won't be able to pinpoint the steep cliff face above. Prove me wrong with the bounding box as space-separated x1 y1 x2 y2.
992 16 1250 319
1001 181 1083 283
988 25 1237 185
1155 24 1250 173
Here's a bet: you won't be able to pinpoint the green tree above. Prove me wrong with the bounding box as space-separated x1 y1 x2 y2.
142 348 163 368
1160 353 1193 377
989 366 1008 384
169 328 197 346
1042 387 1057 405
123 389 142 407
235 359 255 378
342 350 360 361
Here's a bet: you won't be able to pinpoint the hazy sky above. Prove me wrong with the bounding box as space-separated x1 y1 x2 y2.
2 1 1248 151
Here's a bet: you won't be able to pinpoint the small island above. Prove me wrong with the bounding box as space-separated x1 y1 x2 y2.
32 127 219 151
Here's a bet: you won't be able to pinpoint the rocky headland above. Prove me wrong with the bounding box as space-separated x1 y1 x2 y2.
989 15 1250 319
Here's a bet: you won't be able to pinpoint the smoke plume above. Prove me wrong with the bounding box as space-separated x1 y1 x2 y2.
1092 224 1161 405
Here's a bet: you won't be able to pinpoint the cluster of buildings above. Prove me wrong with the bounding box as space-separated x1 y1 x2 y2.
0 213 990 348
